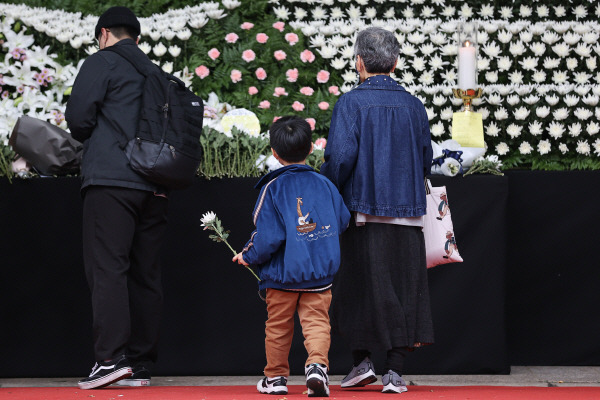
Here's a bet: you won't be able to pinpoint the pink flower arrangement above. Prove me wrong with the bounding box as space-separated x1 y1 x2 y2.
258 100 271 109
328 86 341 95
292 101 305 111
274 50 287 61
285 33 299 46
317 70 330 83
256 33 269 44
195 65 210 79
241 22 254 30
248 86 259 95
286 68 298 82
318 102 330 110
300 49 315 63
208 48 220 60
255 68 267 80
300 87 315 96
242 49 256 62
273 87 288 97
230 69 242 83
225 33 239 43
314 138 327 150
273 22 285 32
306 118 316 131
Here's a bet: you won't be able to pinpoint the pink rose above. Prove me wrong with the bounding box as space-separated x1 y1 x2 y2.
241 22 254 30
272 21 285 32
274 50 287 61
314 138 327 150
300 86 314 96
328 85 340 95
292 101 305 112
305 118 316 131
230 69 242 83
318 101 329 110
286 68 299 82
273 87 288 97
195 65 210 79
256 33 269 43
225 33 239 43
285 33 299 45
317 70 330 83
258 100 271 109
208 48 220 60
255 67 267 80
248 86 259 95
242 49 256 62
300 49 315 63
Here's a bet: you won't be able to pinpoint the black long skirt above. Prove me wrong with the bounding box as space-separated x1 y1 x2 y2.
331 221 434 351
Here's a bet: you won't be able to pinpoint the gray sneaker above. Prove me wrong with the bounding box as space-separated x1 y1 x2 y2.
381 370 408 394
340 357 377 388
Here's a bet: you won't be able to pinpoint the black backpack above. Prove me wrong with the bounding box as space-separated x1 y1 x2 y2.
105 45 203 190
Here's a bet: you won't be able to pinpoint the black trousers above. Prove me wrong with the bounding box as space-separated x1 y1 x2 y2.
82 186 168 365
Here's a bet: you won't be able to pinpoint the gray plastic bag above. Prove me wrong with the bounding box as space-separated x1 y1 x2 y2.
9 115 82 176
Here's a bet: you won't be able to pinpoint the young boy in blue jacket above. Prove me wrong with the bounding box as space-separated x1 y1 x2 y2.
233 116 350 397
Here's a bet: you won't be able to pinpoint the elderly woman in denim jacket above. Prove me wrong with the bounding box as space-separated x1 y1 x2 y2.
321 27 434 394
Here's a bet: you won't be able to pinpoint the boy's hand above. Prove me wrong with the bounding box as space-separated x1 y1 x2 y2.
232 252 249 266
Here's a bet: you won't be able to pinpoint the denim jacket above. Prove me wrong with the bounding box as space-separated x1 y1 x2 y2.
242 164 350 290
321 75 433 217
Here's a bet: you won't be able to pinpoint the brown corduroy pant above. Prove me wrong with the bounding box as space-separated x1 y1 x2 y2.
263 288 332 377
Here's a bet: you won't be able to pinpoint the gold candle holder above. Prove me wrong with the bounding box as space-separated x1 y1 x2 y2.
452 88 483 112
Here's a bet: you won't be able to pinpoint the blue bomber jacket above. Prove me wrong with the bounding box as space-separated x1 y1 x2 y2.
241 164 351 290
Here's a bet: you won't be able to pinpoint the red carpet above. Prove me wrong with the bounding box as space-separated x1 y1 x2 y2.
1 386 600 400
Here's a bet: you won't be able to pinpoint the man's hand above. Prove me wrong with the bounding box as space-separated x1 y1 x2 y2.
232 252 249 266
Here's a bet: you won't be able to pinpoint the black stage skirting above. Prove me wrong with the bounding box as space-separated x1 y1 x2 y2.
0 171 598 378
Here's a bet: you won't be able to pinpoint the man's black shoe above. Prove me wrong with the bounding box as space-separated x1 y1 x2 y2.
78 355 132 390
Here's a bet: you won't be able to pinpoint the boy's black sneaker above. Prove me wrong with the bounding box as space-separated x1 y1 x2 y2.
78 355 132 390
257 376 288 394
115 365 151 386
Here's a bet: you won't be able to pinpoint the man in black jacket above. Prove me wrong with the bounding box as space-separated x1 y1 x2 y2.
66 7 167 390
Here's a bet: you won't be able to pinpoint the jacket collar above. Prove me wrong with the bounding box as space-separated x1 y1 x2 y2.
255 164 314 189
354 75 406 92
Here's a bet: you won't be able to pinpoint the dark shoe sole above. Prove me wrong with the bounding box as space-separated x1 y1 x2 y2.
307 377 329 397
78 367 132 390
341 374 377 388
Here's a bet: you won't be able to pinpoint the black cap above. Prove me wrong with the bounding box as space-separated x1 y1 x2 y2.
95 6 141 39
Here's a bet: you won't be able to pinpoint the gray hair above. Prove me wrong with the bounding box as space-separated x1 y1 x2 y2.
354 27 399 73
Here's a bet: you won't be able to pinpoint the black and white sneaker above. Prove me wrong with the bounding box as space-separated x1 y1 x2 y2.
381 370 408 394
257 376 288 395
305 363 329 397
115 365 151 387
78 355 132 390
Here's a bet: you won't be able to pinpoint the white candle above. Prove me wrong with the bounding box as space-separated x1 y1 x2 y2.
458 41 477 90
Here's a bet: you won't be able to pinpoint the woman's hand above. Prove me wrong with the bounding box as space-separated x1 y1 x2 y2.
232 252 249 266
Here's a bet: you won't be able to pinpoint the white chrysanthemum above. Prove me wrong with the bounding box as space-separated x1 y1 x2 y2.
552 43 570 58
168 45 181 58
587 121 600 136
482 42 501 58
552 71 568 84
401 43 418 57
273 6 290 20
574 5 588 19
583 32 599 45
564 95 579 107
509 71 524 85
497 30 512 44
518 141 533 155
139 42 152 55
441 69 457 84
569 123 582 137
422 6 435 18
341 70 357 83
494 107 508 120
537 5 550 18
574 72 592 85
562 32 581 46
200 211 217 227
412 57 426 72
530 42 546 57
318 45 337 59
429 55 447 71
576 87 592 96
523 95 540 105
153 43 167 57
519 5 532 17
536 106 550 118
574 107 593 121
496 142 509 155
402 7 415 19
480 4 494 18
440 106 454 120
459 4 473 18
486 93 502 105
582 95 599 106
547 122 565 139
430 121 445 137
330 57 347 70
552 108 569 121
479 107 490 120
499 6 513 19
311 6 327 20
294 7 308 20
537 140 551 155
402 72 416 85
477 57 490 71
519 57 538 71
485 71 498 83
497 57 512 71
507 123 522 138
519 31 533 43
543 57 560 69
576 140 591 155
432 95 447 106
542 31 559 45
553 6 566 18
586 57 597 71
574 43 592 58
408 32 426 45
429 33 447 46
558 143 569 154
593 138 600 156
529 121 543 136
514 107 530 120
441 6 455 17
420 43 436 56
532 70 547 83
425 107 435 121
506 95 520 106
543 94 558 106
176 29 192 40
420 71 435 85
